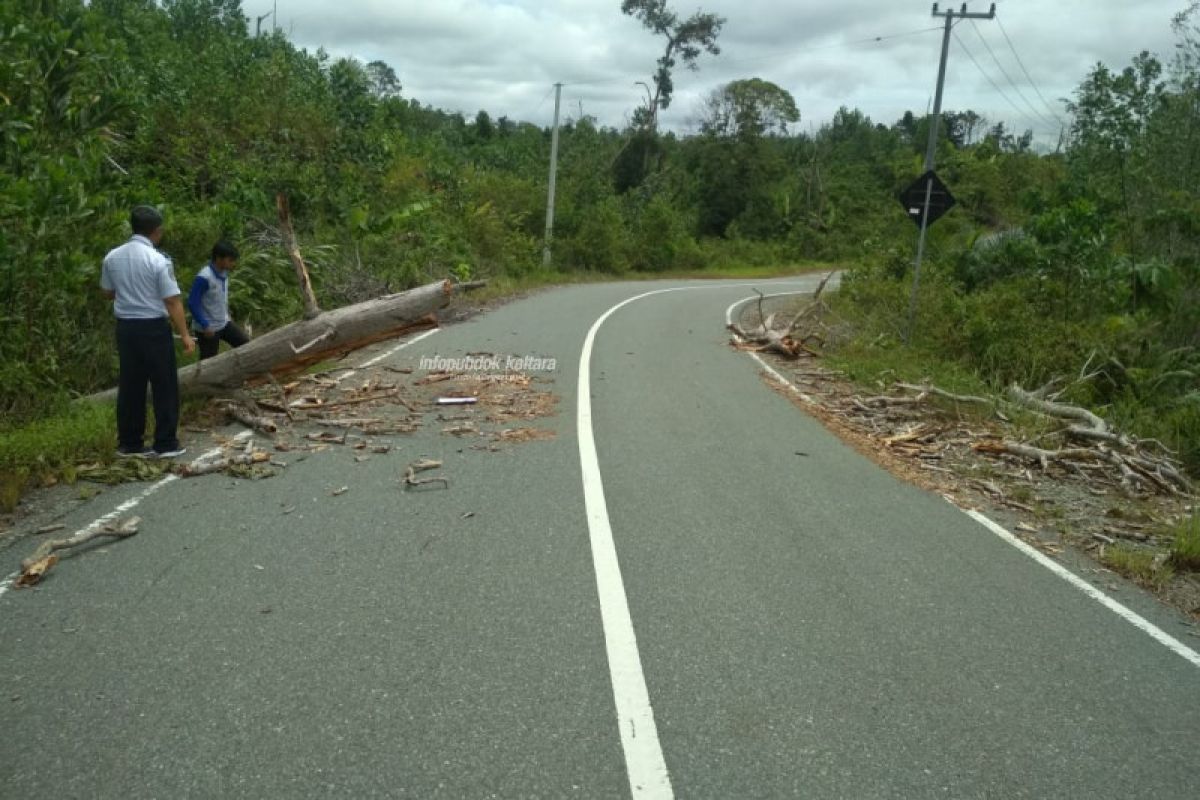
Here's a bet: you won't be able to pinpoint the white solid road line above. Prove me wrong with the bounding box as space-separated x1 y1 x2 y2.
578 278 820 799
0 430 253 600
725 292 1200 670
723 289 820 327
965 509 1200 668
358 327 440 369
580 289 678 800
334 327 441 384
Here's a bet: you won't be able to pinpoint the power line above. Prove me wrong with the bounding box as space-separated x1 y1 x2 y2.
969 20 1059 131
950 31 1056 144
559 25 942 88
533 84 556 113
994 13 1067 126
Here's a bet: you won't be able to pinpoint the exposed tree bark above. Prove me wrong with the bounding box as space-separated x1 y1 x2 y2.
1006 384 1108 433
276 191 321 320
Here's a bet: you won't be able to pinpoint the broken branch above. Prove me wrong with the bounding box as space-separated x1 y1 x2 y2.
15 516 141 588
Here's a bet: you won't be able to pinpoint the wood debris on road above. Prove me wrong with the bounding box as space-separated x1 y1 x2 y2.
15 516 141 589
403 459 448 490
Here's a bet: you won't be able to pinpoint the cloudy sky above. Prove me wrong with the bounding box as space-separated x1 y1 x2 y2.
249 0 1183 147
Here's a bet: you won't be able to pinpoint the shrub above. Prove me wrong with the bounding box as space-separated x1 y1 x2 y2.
1169 511 1200 571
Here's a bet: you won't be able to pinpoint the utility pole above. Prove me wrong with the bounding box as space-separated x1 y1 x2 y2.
905 2 995 344
255 11 273 36
542 83 563 268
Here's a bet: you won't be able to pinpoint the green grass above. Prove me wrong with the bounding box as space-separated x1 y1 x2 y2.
826 340 990 396
0 401 116 512
1168 511 1200 571
1101 543 1175 590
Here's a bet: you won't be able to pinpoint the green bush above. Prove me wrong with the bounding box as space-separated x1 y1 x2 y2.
630 195 696 272
561 197 629 272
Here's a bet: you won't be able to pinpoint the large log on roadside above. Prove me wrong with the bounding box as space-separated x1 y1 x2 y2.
89 280 473 402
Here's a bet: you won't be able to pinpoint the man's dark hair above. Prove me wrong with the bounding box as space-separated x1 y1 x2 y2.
130 205 164 236
212 240 240 261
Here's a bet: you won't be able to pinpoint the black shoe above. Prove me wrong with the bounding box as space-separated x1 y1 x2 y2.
153 447 187 459
116 447 155 459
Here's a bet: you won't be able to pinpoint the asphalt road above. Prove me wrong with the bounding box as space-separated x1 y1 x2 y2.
1 276 1198 799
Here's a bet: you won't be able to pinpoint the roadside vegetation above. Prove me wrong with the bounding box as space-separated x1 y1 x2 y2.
829 5 1200 478
1 1 1197 521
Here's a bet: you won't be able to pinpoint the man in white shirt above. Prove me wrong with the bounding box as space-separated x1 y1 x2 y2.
100 206 196 458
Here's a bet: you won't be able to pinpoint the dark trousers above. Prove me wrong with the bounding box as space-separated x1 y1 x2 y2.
197 320 249 360
116 318 179 452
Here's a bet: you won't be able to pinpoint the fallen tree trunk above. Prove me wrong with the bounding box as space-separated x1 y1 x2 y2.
89 280 478 402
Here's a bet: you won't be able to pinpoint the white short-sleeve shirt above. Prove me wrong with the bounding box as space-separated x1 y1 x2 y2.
101 235 181 319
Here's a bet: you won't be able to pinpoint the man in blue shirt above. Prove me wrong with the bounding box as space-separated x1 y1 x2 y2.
101 206 195 458
188 240 249 360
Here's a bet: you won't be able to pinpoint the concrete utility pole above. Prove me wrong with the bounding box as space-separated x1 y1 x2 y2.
905 2 995 344
542 82 563 268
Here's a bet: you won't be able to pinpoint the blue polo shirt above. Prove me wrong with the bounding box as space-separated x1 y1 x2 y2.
100 235 181 320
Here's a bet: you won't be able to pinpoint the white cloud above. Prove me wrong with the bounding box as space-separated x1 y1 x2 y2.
256 0 1183 145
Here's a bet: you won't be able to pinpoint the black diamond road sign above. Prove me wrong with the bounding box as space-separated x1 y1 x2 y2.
899 170 956 229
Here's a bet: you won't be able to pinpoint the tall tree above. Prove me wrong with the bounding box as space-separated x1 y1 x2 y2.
699 78 799 138
1068 52 1167 257
620 0 724 130
366 60 402 99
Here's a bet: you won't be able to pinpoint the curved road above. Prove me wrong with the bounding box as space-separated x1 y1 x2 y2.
2 276 1198 798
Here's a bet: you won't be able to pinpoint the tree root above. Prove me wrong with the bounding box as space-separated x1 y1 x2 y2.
728 273 837 359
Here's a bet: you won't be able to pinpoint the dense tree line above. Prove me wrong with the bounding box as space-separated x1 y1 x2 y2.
1 0 1196 468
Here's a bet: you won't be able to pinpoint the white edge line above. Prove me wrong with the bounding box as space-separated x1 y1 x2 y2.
0 431 254 599
333 327 441 384
723 290 817 327
725 294 1200 670
577 277 827 799
748 352 818 405
359 327 440 369
963 508 1200 668
580 289 676 799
